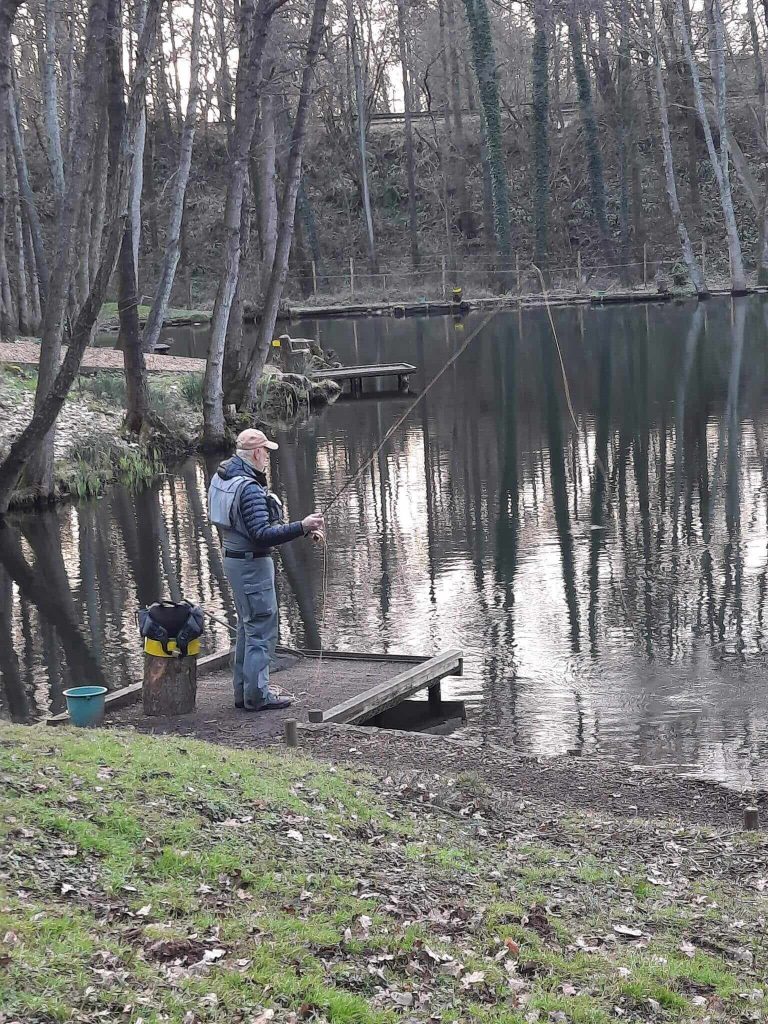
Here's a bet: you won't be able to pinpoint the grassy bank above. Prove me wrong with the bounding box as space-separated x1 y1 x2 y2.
1 725 765 1023
97 304 211 330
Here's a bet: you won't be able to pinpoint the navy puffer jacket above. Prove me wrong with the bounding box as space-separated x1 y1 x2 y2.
216 456 304 549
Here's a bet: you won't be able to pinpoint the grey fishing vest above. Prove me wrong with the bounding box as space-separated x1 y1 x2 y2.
207 474 258 553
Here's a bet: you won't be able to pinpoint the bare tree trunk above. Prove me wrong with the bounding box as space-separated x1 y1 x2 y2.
677 0 745 291
89 117 109 285
242 0 329 400
215 0 234 129
445 0 474 238
396 0 420 268
0 10 13 341
10 163 30 333
646 0 705 293
256 88 279 284
7 88 49 306
142 0 202 353
746 0 768 283
348 0 377 271
106 0 152 435
202 0 274 446
37 0 65 201
0 0 158 512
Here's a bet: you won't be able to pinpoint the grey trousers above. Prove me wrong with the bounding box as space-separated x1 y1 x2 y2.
224 554 279 708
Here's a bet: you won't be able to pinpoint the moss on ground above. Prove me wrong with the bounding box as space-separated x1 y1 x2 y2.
1 725 766 1023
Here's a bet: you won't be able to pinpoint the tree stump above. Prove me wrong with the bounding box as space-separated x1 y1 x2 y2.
143 654 197 716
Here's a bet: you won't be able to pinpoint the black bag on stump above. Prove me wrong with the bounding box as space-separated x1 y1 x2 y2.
137 600 204 658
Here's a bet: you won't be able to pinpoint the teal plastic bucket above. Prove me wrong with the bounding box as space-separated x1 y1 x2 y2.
63 686 108 728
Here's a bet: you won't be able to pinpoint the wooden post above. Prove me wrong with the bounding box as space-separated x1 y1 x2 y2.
701 239 706 286
349 256 355 296
515 254 521 296
577 251 582 293
643 243 648 288
441 255 447 300
311 260 317 295
744 806 759 830
382 273 387 294
284 718 298 748
428 681 442 706
143 654 197 716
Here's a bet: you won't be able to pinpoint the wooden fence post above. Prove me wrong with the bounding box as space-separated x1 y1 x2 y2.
441 255 447 300
701 239 706 285
643 243 648 287
515 254 521 296
577 251 582 293
349 256 355 296
311 260 317 295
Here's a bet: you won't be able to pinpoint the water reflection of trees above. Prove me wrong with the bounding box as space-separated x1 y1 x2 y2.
4 300 768 783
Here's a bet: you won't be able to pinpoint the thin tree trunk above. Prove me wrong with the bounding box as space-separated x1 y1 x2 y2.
256 88 279 283
215 0 233 129
567 9 611 259
37 0 65 201
89 117 109 285
396 0 420 268
142 0 202 353
677 0 745 291
242 0 330 400
203 0 274 445
106 0 150 435
531 0 549 268
0 15 12 341
746 0 768 283
348 0 377 271
445 0 474 238
7 88 49 306
10 162 30 333
646 0 705 293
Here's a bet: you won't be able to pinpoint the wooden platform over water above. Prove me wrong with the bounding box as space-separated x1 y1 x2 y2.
74 648 464 748
308 362 416 396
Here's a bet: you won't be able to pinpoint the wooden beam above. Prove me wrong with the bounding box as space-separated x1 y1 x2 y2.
308 649 463 725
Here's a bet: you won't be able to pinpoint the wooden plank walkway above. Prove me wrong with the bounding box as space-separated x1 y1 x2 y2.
0 340 205 374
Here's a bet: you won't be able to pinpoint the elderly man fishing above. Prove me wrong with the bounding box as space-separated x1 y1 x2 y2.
207 428 324 711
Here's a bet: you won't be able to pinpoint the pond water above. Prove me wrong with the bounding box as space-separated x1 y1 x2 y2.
6 296 768 791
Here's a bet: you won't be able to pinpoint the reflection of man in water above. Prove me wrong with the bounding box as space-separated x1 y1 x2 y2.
207 429 324 711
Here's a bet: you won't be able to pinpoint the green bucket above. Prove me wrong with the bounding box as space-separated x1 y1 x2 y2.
63 686 108 728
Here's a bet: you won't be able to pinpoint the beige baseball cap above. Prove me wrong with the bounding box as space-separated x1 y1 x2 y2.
236 428 279 451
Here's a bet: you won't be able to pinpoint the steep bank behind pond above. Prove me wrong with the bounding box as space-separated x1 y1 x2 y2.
1 725 765 1023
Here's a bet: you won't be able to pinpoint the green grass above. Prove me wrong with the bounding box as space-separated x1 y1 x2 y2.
0 725 765 1023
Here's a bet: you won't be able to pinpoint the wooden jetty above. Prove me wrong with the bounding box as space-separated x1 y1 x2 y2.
46 646 466 747
308 648 463 726
309 361 417 396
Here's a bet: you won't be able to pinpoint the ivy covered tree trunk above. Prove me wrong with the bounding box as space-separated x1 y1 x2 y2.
567 9 612 259
531 0 549 268
463 0 512 259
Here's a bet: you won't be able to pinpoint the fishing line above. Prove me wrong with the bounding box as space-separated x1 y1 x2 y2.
531 263 635 633
310 305 503 690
